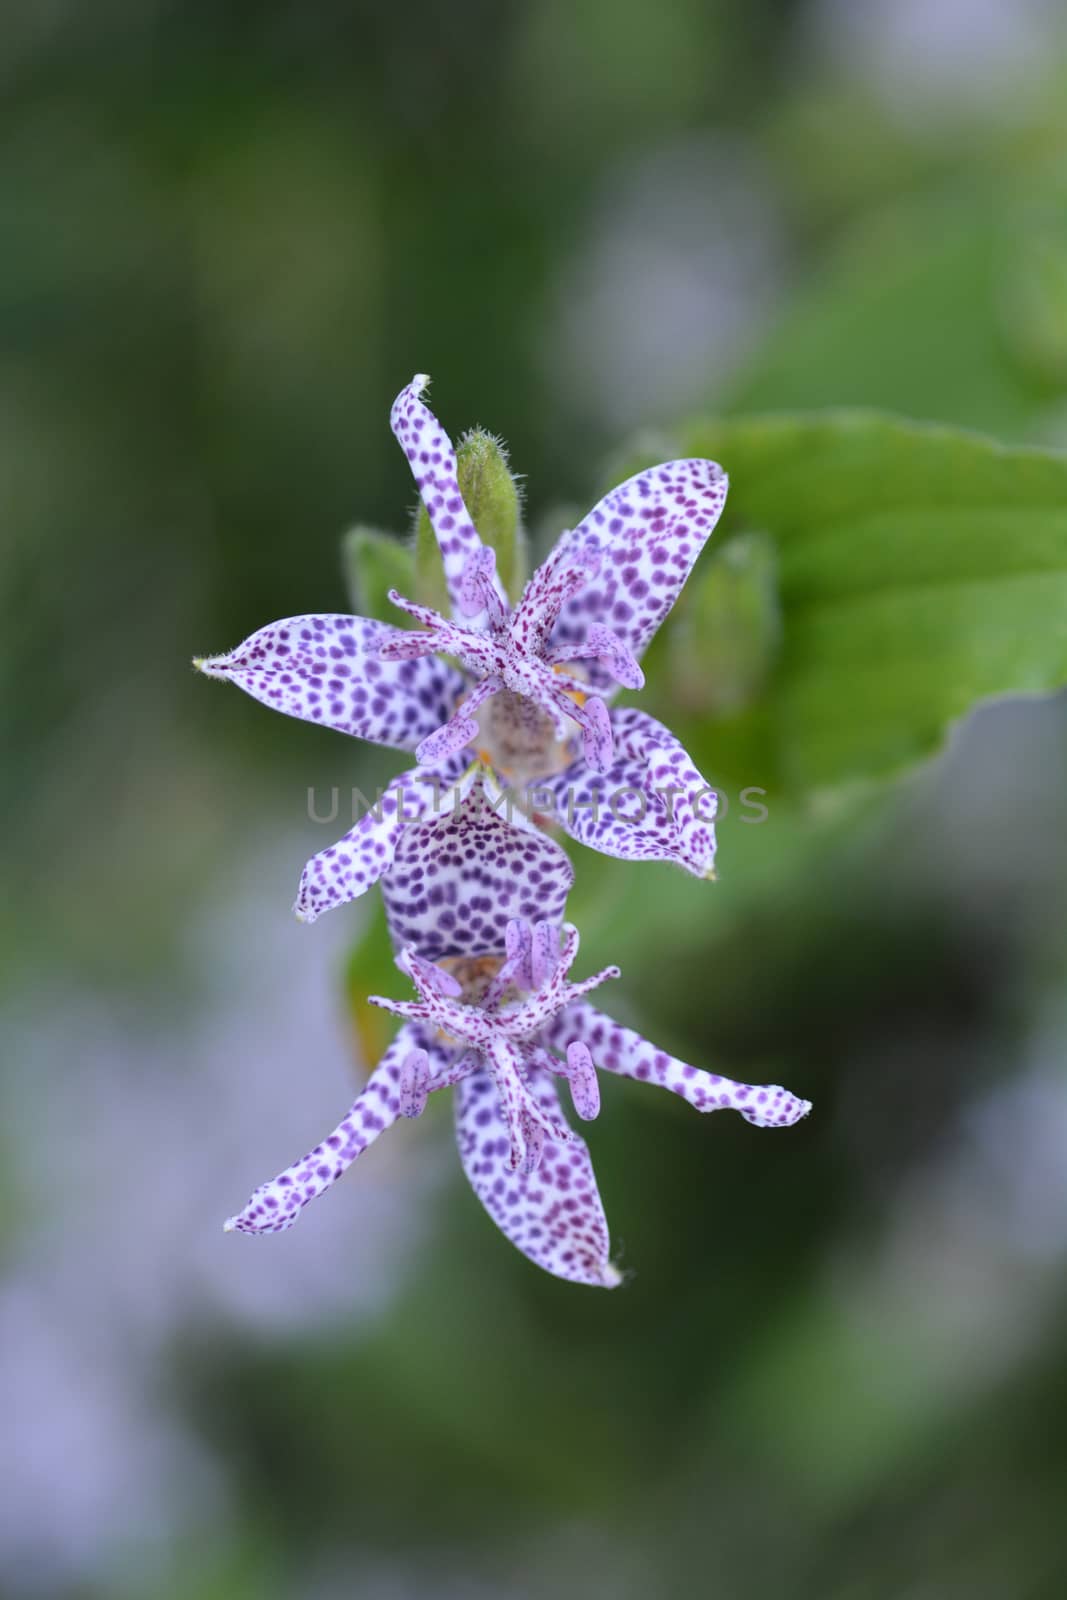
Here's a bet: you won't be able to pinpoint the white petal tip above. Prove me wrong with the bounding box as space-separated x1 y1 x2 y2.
598 1263 623 1289
412 372 430 393
293 905 311 924
193 655 230 679
222 1217 237 1233
769 1096 812 1127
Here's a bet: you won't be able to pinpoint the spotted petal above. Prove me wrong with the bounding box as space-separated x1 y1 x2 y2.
296 759 475 924
390 375 507 619
224 1023 445 1234
382 781 575 960
549 1002 812 1128
195 614 464 752
542 707 716 878
548 459 727 690
454 1064 620 1287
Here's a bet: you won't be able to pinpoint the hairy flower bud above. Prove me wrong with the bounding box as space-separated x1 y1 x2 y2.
415 426 525 607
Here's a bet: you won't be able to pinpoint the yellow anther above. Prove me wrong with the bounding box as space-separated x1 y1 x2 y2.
550 668 587 707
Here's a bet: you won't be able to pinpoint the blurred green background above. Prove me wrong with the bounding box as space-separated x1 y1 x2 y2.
4 2 1067 1596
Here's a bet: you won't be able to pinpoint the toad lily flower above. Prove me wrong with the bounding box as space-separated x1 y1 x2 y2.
224 792 811 1286
195 375 728 924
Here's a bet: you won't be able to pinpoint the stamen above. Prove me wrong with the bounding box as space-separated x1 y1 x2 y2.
548 666 589 701
430 1050 480 1090
505 918 534 987
400 948 463 999
563 963 622 1004
517 1113 545 1175
376 629 440 663
415 676 501 767
538 689 573 743
399 1048 430 1118
565 1041 600 1121
481 918 533 1007
584 625 645 690
458 545 505 628
530 921 560 988
385 590 449 630
416 713 480 765
510 537 601 651
572 694 614 772
366 993 431 1023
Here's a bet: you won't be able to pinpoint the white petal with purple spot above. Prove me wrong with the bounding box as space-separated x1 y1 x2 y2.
296 759 475 925
543 707 716 878
382 782 575 960
454 1065 619 1288
224 1023 444 1235
390 375 508 620
196 614 465 751
547 1002 812 1128
548 459 728 690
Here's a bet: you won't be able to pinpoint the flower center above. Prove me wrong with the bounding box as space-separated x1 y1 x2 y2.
377 544 644 775
475 688 575 788
369 919 620 1173
436 953 511 1006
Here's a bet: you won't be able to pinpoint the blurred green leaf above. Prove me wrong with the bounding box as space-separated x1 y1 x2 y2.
596 429 683 497
341 524 415 623
999 216 1067 389
667 529 781 716
727 189 1062 441
669 411 1067 799
414 428 526 607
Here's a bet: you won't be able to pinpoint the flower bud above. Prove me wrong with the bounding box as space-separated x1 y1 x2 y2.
415 428 526 607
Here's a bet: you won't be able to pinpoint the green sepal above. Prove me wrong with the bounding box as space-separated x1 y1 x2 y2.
342 525 416 624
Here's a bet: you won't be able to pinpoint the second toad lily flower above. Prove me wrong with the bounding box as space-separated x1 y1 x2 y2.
195 375 727 924
224 790 811 1287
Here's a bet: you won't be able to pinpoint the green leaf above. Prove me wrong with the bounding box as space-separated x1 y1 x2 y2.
726 188 1058 443
666 529 780 717
343 896 400 1065
663 411 1067 800
414 428 526 607
341 525 415 623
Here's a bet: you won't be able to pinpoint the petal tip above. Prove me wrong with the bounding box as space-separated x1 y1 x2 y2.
222 1216 238 1233
599 1261 623 1289
193 654 229 679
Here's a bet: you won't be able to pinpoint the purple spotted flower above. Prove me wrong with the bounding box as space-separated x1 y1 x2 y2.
196 375 728 925
224 792 811 1287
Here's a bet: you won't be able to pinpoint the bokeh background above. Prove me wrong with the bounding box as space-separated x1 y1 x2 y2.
4 2 1067 1596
